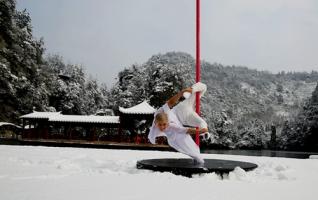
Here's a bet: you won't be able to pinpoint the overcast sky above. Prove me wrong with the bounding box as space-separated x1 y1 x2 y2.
17 0 318 87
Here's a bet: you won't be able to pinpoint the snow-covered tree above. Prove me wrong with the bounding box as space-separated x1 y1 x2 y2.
301 82 318 150
280 82 318 150
82 77 108 114
235 120 267 149
0 0 45 121
43 55 109 115
111 52 194 110
144 52 193 108
110 64 147 111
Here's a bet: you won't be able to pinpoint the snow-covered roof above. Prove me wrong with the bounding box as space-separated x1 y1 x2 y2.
119 101 156 114
0 122 21 129
49 115 120 124
20 112 61 119
20 111 119 124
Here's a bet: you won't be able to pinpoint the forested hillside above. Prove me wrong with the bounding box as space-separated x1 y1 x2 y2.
111 52 318 150
280 84 318 151
1 0 317 150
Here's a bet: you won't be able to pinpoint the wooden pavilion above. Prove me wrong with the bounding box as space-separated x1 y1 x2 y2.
19 101 158 144
20 112 120 141
119 101 157 144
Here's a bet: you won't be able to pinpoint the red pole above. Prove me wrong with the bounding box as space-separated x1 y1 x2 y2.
195 0 200 146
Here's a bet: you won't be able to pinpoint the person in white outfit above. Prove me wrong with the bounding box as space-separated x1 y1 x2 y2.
148 82 209 164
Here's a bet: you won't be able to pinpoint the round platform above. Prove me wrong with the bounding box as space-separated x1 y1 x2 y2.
137 158 258 177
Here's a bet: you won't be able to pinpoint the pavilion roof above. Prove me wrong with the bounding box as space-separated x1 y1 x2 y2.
20 111 120 124
119 101 156 115
20 112 61 119
49 115 120 124
0 122 21 129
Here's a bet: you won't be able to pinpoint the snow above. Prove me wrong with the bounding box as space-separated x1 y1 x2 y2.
240 82 257 95
0 145 317 200
275 110 290 117
0 63 7 69
19 112 119 124
9 73 18 80
0 122 21 128
49 115 120 124
24 125 34 129
20 112 61 119
119 101 156 114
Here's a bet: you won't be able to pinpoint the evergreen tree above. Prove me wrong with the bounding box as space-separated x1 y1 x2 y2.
0 0 45 121
280 82 318 151
144 52 193 108
43 55 109 115
110 64 146 111
303 82 318 150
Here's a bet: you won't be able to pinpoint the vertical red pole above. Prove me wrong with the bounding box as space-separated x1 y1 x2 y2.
195 0 201 146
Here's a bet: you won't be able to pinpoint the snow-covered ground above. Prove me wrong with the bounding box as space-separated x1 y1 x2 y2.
0 145 317 200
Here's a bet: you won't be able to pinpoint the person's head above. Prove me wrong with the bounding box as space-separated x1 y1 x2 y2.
155 112 169 131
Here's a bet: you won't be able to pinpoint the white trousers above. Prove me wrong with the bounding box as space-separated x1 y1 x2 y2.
173 82 208 129
169 82 208 164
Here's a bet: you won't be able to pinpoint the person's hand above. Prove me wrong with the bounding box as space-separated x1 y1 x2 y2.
187 127 208 135
186 128 196 135
200 128 208 133
182 87 192 94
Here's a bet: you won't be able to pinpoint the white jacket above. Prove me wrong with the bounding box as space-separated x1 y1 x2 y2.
148 82 208 163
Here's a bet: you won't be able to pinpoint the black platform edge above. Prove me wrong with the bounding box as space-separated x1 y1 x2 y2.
137 158 258 178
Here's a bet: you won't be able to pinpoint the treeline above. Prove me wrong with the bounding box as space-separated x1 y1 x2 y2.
110 52 318 151
109 52 193 111
0 0 109 122
280 84 318 151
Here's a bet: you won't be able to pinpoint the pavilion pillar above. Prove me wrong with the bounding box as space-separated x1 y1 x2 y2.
22 119 25 139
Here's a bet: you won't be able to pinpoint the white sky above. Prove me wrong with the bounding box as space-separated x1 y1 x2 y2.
17 0 318 87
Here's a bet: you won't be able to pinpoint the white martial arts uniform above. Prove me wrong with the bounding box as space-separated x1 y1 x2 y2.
148 82 208 164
